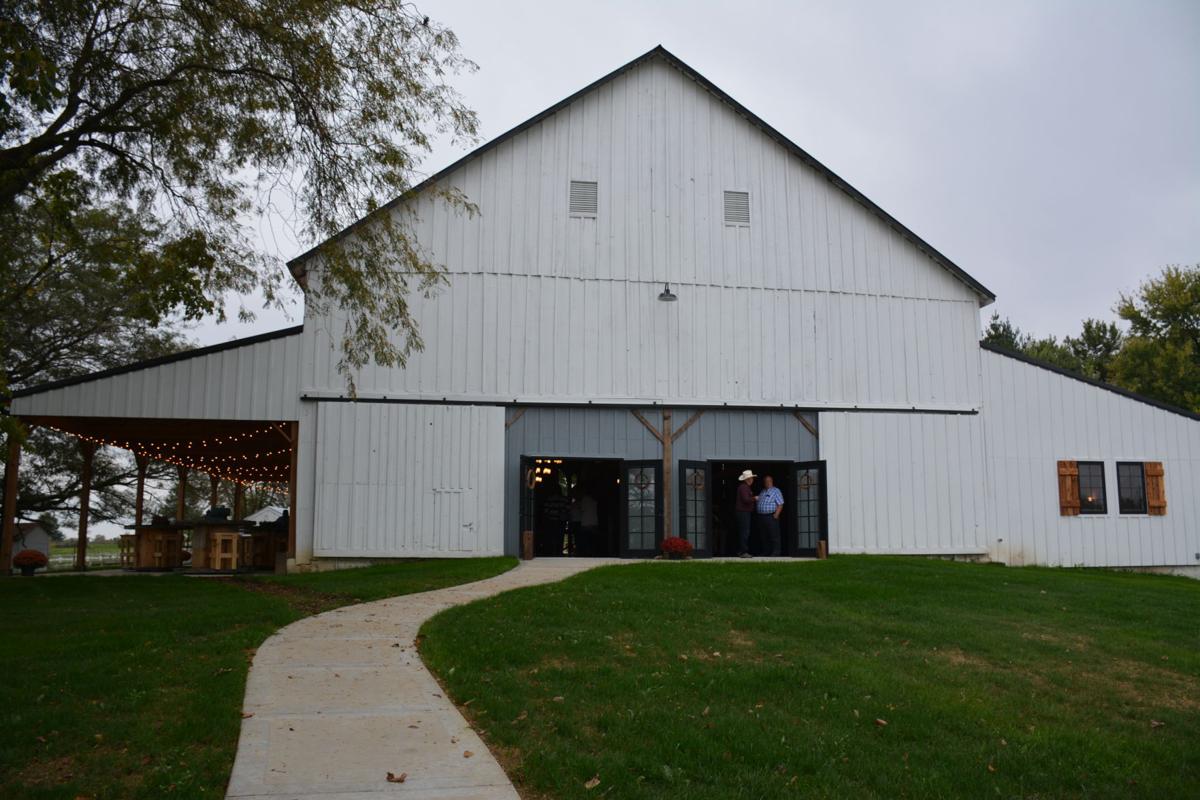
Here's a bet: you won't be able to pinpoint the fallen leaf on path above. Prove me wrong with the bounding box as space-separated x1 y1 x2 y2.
463 750 474 758
386 771 407 783
584 775 601 790
241 712 254 719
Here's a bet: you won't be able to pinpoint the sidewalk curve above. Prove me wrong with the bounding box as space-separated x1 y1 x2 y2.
226 558 620 799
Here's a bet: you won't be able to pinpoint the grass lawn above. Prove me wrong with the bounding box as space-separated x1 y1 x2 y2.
0 557 516 799
420 557 1200 799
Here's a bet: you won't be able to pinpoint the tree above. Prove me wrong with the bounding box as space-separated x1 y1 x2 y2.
1064 319 1123 383
1111 265 1200 412
1 0 478 386
982 312 1080 373
36 511 61 541
1 172 191 524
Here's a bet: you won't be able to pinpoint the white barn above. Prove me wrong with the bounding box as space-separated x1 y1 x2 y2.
5 46 1198 572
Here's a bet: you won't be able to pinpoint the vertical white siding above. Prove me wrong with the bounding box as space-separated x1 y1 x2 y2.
980 350 1200 567
11 330 304 421
820 411 988 555
302 56 984 410
311 403 505 557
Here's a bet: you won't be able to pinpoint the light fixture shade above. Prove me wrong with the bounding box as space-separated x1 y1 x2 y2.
658 283 677 302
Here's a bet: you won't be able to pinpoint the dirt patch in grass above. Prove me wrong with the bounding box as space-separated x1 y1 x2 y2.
15 756 78 788
938 647 992 668
219 577 344 615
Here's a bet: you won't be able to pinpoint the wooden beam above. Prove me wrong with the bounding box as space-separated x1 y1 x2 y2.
209 473 220 510
75 440 96 571
1 434 22 577
233 482 245 520
671 410 705 442
630 409 664 443
134 454 148 527
504 407 527 430
661 410 673 540
287 421 298 560
176 465 189 522
793 411 818 439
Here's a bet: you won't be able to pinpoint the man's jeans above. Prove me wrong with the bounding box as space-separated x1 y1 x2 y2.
735 510 752 554
757 513 781 556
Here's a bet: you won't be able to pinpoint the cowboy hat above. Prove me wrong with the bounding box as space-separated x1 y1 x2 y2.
737 469 757 481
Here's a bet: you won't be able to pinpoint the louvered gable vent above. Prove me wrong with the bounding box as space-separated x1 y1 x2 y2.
724 190 750 226
569 180 598 216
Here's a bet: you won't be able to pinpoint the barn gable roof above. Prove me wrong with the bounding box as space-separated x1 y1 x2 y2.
289 45 995 306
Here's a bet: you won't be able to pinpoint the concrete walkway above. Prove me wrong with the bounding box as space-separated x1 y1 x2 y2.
226 558 620 799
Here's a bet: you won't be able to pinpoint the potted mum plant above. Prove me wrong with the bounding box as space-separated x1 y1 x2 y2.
660 536 694 560
13 549 48 576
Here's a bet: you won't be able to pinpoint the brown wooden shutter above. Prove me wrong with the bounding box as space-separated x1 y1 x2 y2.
1145 462 1167 516
1057 460 1080 516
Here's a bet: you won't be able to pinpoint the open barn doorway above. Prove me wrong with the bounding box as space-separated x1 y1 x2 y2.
706 460 797 557
522 457 621 557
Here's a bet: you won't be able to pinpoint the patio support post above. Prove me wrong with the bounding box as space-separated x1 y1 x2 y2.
233 483 244 520
209 473 219 511
134 454 148 527
1 434 22 576
288 421 298 559
75 440 96 571
176 465 188 521
661 410 673 539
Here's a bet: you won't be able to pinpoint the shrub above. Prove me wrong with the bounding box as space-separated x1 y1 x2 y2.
660 536 694 558
13 549 49 568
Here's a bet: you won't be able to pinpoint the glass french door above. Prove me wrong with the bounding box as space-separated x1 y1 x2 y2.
794 460 827 557
620 460 662 557
678 460 712 557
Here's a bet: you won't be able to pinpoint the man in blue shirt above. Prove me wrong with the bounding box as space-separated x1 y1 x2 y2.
755 474 784 557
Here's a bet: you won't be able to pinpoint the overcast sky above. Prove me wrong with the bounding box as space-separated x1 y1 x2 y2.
197 0 1200 346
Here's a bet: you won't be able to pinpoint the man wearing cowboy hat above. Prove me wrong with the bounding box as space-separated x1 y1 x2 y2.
734 469 757 558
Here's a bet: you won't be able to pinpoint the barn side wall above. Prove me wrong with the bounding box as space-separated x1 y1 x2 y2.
979 350 1200 568
818 411 989 556
309 402 506 558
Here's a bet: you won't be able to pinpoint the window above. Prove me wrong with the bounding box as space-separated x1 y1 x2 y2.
723 190 750 226
1077 461 1107 514
1117 462 1147 514
569 180 597 216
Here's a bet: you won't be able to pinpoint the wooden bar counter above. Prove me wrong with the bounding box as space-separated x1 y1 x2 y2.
128 524 188 570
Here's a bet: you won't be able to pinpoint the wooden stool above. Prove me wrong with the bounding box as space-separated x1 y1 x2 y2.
209 532 240 571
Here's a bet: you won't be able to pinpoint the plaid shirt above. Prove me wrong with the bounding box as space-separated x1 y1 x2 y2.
756 486 784 514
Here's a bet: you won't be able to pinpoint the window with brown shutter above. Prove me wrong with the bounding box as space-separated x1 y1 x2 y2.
1057 460 1080 516
1145 461 1167 516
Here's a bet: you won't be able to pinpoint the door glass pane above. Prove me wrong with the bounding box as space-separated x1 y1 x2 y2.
626 466 657 551
683 466 707 551
796 468 821 550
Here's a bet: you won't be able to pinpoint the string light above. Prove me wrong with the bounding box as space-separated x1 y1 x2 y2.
40 422 294 487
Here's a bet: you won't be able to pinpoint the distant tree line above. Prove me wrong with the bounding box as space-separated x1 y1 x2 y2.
982 264 1200 413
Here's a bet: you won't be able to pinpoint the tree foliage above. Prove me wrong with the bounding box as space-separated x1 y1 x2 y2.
983 264 1199 413
1111 266 1200 412
1 0 478 385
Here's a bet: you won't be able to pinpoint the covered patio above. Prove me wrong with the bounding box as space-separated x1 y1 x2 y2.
1 325 306 576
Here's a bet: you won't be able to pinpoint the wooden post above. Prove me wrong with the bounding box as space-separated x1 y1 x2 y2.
176 465 189 522
1 435 22 577
287 421 298 560
75 440 96 571
232 482 245 520
661 410 673 539
134 454 148 527
209 473 219 511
